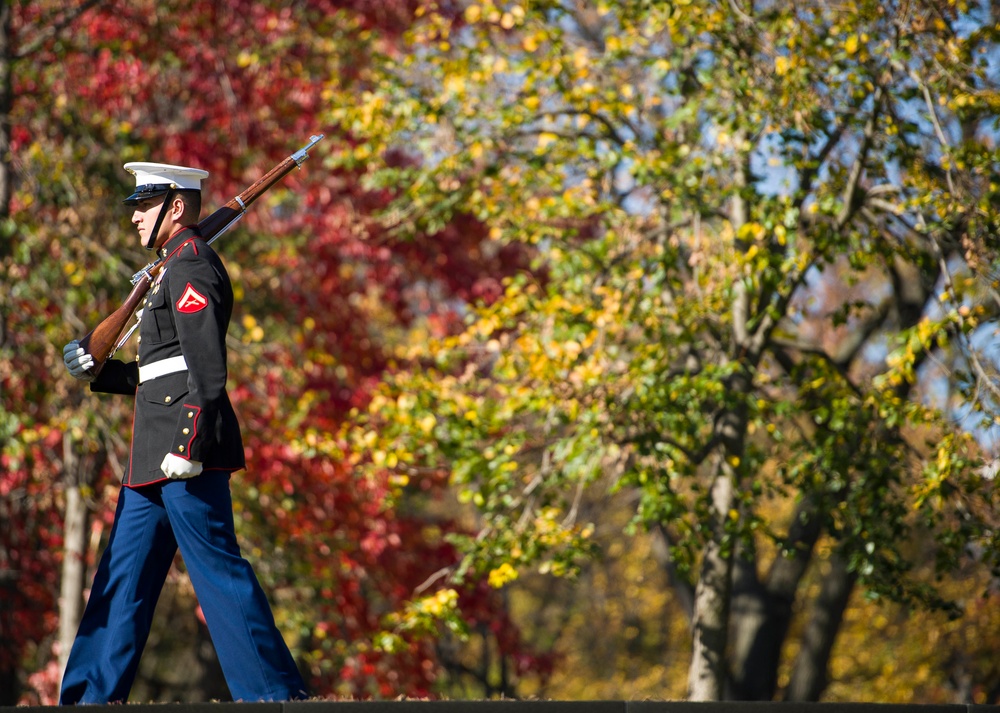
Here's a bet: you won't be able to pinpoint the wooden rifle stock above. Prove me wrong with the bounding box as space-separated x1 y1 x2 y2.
77 134 324 377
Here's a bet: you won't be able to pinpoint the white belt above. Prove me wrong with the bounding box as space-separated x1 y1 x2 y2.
139 355 188 383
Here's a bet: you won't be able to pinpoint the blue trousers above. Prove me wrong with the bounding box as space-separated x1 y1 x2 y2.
59 472 308 704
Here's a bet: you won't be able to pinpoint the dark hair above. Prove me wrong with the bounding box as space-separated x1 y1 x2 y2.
177 190 202 220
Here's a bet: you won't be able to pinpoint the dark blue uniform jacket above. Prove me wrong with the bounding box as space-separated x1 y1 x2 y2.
91 226 245 487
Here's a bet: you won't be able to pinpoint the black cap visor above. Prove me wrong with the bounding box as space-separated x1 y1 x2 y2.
124 184 173 206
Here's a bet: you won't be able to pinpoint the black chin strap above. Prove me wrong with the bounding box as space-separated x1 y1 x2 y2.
144 186 176 251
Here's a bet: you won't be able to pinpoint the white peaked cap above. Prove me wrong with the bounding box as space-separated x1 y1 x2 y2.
123 162 209 204
124 162 209 190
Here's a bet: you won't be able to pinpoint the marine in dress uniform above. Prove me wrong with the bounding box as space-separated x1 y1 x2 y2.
60 163 308 704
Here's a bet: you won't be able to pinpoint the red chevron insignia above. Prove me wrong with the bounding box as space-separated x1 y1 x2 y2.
176 283 208 313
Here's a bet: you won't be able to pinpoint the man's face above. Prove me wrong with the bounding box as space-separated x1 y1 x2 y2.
131 196 173 250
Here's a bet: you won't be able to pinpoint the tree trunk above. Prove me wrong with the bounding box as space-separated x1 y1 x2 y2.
0 0 12 228
58 433 104 681
687 459 735 701
0 568 18 704
687 144 754 701
728 551 774 700
728 496 825 699
0 5 16 702
58 479 90 673
784 553 856 701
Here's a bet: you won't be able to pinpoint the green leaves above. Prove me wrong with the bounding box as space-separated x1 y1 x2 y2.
328 0 1000 699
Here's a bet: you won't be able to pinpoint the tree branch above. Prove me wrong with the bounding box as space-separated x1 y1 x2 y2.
15 0 106 60
836 87 883 229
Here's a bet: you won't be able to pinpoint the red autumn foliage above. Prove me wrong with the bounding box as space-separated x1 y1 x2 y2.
2 0 540 702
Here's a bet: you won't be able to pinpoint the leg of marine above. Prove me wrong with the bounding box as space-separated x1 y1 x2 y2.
59 486 177 704
162 472 308 701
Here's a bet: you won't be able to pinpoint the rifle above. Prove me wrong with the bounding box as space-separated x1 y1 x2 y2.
78 134 324 377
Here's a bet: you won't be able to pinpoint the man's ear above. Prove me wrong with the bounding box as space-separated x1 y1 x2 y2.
171 195 187 219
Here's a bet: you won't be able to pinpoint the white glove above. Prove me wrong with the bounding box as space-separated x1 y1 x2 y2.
161 453 204 479
63 340 96 381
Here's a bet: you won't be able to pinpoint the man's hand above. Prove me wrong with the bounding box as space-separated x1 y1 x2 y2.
161 453 204 479
63 340 96 381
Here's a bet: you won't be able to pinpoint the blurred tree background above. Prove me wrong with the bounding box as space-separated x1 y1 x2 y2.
2 0 1000 705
